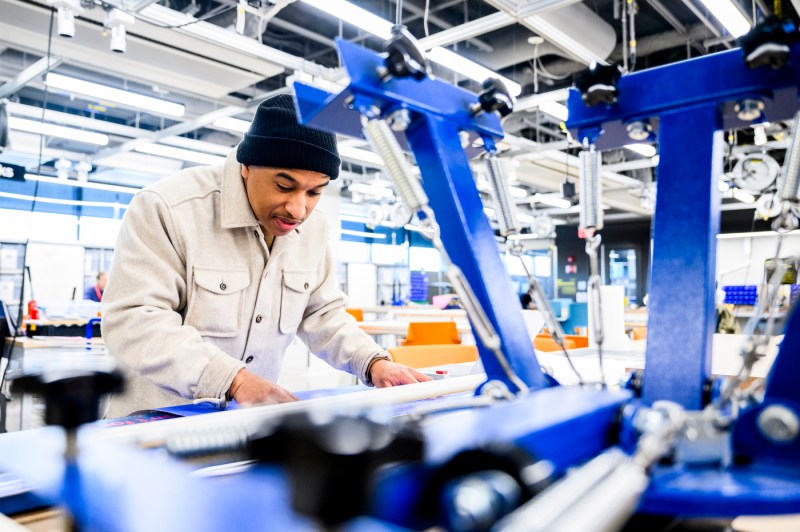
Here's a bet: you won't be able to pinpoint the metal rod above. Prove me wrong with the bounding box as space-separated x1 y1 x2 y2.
485 154 521 237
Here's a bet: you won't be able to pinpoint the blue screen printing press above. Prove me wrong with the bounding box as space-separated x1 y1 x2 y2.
1 22 800 532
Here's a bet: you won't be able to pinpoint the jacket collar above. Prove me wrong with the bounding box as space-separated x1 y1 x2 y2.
220 151 258 229
219 151 301 243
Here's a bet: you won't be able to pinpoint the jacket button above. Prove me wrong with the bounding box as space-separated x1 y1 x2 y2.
220 282 227 291
245 355 254 364
255 315 262 323
304 282 309 290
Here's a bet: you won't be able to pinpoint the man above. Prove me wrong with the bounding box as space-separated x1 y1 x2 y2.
84 272 107 302
102 94 430 418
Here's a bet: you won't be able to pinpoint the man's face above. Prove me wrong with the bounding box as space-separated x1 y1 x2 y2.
241 165 330 238
98 273 108 290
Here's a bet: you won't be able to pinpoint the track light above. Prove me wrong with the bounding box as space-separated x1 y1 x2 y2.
47 0 83 38
105 9 135 54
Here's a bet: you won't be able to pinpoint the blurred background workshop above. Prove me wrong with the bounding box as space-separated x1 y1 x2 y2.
0 0 799 531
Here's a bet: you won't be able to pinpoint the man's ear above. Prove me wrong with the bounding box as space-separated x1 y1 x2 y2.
241 164 250 182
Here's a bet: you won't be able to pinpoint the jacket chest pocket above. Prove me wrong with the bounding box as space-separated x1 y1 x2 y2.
279 270 316 334
187 267 250 337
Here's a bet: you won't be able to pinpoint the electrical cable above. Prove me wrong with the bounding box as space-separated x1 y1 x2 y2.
423 0 430 37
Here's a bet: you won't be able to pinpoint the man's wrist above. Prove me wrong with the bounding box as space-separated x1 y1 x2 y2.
365 354 391 386
226 368 247 401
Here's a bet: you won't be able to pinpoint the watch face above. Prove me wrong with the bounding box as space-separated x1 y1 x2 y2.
732 154 779 192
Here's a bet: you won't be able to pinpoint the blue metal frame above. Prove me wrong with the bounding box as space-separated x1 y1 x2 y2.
295 38 548 392
568 45 800 410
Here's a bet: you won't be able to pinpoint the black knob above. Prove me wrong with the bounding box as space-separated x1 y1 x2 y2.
384 26 430 81
477 77 515 117
739 16 799 70
13 367 124 430
249 412 424 526
575 63 623 107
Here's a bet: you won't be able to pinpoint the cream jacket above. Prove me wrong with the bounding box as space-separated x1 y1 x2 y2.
102 152 386 417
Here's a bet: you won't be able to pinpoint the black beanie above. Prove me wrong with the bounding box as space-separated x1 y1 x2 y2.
236 94 341 179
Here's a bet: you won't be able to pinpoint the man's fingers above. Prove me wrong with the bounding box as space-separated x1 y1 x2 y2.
411 368 433 382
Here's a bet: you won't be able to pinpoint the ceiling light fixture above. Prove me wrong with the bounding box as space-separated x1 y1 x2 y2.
9 117 109 145
301 0 393 39
301 0 521 97
0 190 127 209
25 173 140 194
538 101 569 122
523 15 608 65
212 116 251 134
339 145 385 167
533 193 571 209
341 228 387 239
350 182 394 198
624 143 658 158
105 9 135 54
426 47 522 97
47 0 82 38
45 73 186 118
134 143 226 165
161 136 233 156
697 0 751 37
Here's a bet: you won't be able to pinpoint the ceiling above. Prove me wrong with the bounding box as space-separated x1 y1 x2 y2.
0 0 797 232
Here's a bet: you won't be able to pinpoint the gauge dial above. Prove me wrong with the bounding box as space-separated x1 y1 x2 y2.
732 153 779 192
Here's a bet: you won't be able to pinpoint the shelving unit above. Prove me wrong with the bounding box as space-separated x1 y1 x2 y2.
0 241 26 325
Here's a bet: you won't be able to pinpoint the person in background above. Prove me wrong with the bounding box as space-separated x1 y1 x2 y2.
520 291 534 310
84 272 107 302
102 94 430 418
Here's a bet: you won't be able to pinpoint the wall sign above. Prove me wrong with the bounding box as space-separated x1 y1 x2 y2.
0 162 25 182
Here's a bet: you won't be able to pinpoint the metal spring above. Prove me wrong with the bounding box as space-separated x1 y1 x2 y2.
579 147 604 232
779 110 800 202
485 154 521 237
362 118 429 212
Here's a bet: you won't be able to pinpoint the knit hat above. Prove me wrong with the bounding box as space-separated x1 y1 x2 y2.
236 94 340 179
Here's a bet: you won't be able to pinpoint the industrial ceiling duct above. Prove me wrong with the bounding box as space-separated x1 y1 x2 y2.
484 0 616 65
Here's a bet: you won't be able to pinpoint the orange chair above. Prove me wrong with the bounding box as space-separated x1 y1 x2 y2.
345 308 364 322
632 326 647 340
401 321 461 346
534 334 577 352
565 335 589 348
388 344 478 368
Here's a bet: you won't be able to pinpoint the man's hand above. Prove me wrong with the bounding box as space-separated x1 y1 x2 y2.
228 368 298 406
369 359 433 388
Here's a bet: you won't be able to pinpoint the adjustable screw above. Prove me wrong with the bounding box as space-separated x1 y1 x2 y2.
758 404 800 444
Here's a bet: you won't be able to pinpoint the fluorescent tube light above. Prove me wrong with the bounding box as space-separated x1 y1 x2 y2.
732 188 755 204
339 146 385 167
340 214 370 224
24 173 140 194
427 47 522 97
341 228 387 239
717 230 800 239
45 73 185 118
483 207 496 217
135 143 226 165
213 116 251 133
0 191 127 209
698 0 751 37
350 183 394 198
162 136 233 156
517 212 535 223
534 193 571 209
300 0 521 97
718 180 730 192
624 143 657 158
404 223 433 233
301 0 393 40
9 117 109 146
538 101 569 122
